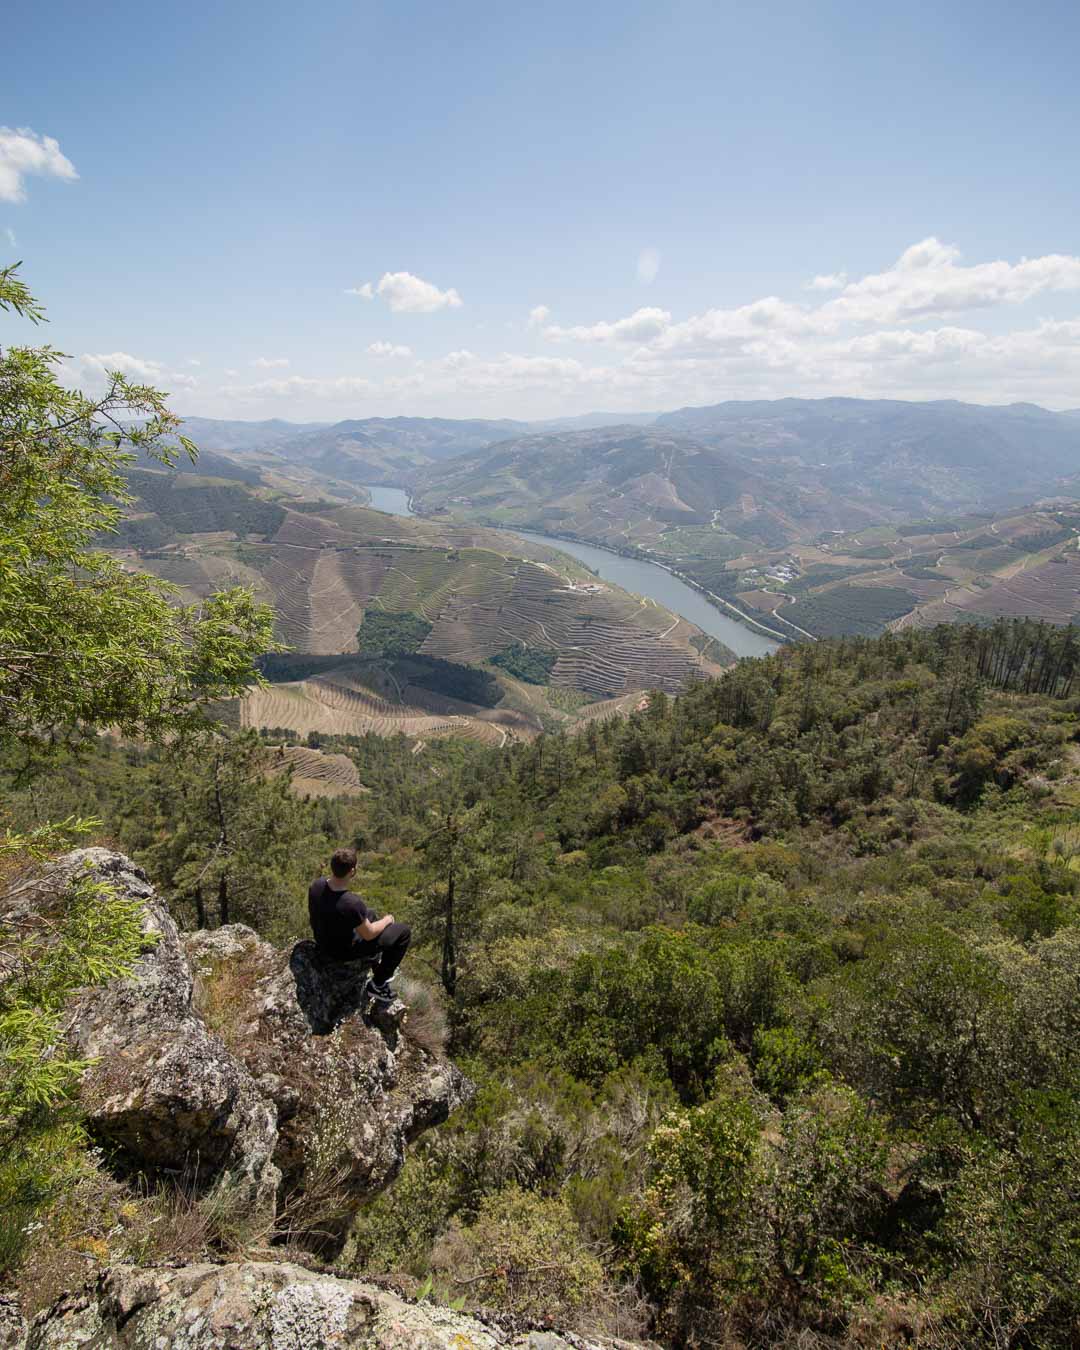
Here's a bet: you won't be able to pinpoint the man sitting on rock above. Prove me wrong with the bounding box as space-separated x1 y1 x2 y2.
308 847 410 1003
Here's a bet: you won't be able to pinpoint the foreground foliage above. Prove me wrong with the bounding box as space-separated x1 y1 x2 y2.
0 827 149 1272
0 263 277 744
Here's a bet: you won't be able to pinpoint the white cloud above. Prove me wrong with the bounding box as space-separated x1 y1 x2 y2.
62 352 198 396
528 304 551 327
545 306 672 344
656 297 822 352
76 351 166 381
366 341 413 358
637 247 661 284
223 368 239 377
806 272 847 291
251 356 290 369
429 350 603 391
201 238 1080 418
186 358 201 367
4 226 15 247
540 239 1080 367
820 237 1080 324
216 350 612 415
0 127 78 204
220 373 379 403
347 271 463 313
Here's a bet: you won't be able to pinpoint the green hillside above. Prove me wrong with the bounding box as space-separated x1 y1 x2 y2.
100 479 735 748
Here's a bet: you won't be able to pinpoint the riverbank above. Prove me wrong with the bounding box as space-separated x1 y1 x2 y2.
363 487 783 658
513 527 790 647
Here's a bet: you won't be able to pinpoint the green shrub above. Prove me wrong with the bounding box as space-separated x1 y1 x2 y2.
0 842 150 1275
356 610 433 657
489 643 558 685
432 1186 604 1322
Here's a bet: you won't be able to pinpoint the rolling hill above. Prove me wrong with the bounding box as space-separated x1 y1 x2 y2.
412 424 882 557
152 399 1080 647
177 414 530 492
173 399 1080 536
114 487 730 744
414 400 1080 556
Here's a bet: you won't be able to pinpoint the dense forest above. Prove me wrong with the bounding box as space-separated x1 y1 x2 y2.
5 617 1079 1347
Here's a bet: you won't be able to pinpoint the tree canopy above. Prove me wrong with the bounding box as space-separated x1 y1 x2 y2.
0 264 276 747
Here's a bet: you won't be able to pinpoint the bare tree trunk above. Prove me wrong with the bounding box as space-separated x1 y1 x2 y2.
441 858 456 998
213 757 230 927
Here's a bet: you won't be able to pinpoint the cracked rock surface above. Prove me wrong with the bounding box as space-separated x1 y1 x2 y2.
184 927 471 1224
23 1262 641 1349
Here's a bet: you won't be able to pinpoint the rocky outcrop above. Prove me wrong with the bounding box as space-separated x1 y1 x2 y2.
184 927 470 1229
35 850 471 1243
0 1296 25 1350
7 856 632 1350
31 850 280 1227
23 1262 639 1349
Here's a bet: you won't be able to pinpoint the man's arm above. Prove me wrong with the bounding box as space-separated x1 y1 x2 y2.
355 913 395 941
346 896 394 942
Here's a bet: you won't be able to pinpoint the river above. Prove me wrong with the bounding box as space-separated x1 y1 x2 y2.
365 485 416 516
363 486 778 659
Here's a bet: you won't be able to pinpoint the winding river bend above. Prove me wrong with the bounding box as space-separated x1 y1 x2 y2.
363 486 778 660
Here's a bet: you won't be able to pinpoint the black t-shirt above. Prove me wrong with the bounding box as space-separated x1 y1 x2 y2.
308 877 372 960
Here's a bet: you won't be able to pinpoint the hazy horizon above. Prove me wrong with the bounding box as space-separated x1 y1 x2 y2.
168 393 1080 431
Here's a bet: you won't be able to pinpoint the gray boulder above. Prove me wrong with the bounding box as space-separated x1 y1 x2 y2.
0 1296 25 1350
44 850 280 1228
24 1262 638 1349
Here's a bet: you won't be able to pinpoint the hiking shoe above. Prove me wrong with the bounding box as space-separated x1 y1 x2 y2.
369 979 395 1003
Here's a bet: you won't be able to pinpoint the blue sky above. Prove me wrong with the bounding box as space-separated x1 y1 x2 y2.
4 0 1080 420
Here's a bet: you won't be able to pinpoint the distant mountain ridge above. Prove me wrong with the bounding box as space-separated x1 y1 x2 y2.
408 398 1080 552
176 398 1080 502
172 399 1080 547
172 416 330 451
654 397 1080 510
178 414 530 490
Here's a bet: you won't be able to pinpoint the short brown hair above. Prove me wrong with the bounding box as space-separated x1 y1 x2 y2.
330 847 358 878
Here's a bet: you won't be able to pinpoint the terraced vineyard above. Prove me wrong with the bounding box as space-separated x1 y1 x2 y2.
419 555 700 695
241 666 531 747
716 505 1080 639
901 548 1080 630
262 745 367 798
132 504 723 739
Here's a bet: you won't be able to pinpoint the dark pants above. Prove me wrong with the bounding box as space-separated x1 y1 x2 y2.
350 921 411 982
